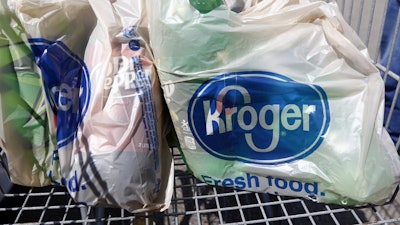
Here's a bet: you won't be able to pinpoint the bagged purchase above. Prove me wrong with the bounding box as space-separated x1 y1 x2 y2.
0 2 59 187
148 0 400 206
12 0 174 212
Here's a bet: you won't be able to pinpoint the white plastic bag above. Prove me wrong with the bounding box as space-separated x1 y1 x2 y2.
148 0 400 206
0 2 59 187
12 0 174 212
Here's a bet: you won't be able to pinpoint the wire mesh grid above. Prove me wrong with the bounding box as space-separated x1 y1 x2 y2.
0 148 399 225
1 0 400 224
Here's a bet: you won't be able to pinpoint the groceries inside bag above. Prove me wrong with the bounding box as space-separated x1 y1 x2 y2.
0 2 59 187
148 0 400 206
11 0 174 212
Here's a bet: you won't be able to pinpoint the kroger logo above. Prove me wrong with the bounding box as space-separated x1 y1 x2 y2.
29 38 90 148
188 71 330 164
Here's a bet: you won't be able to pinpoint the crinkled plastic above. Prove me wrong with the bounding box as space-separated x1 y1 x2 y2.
0 2 59 187
148 0 400 206
11 0 174 213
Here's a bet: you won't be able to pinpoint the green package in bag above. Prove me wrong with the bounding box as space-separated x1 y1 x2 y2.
189 0 223 13
0 3 59 187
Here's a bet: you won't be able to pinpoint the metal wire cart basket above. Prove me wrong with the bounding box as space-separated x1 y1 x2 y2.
1 0 400 224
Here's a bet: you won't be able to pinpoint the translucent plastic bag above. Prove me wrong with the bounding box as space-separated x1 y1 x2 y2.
12 0 173 212
148 0 400 206
0 2 59 187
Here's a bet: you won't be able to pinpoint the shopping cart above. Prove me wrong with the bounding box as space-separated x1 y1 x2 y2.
1 0 399 224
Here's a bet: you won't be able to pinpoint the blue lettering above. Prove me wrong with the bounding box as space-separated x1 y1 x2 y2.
266 176 273 186
222 178 234 187
305 182 318 195
188 72 330 165
275 178 288 189
48 170 61 186
266 176 322 196
246 173 260 188
201 174 259 189
202 175 214 185
68 171 80 192
234 176 246 189
289 180 303 192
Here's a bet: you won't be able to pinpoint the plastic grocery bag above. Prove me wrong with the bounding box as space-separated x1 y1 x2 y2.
12 0 174 212
148 0 400 206
0 2 59 187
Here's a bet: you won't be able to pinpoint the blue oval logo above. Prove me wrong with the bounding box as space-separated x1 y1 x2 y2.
29 38 90 148
188 71 330 164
